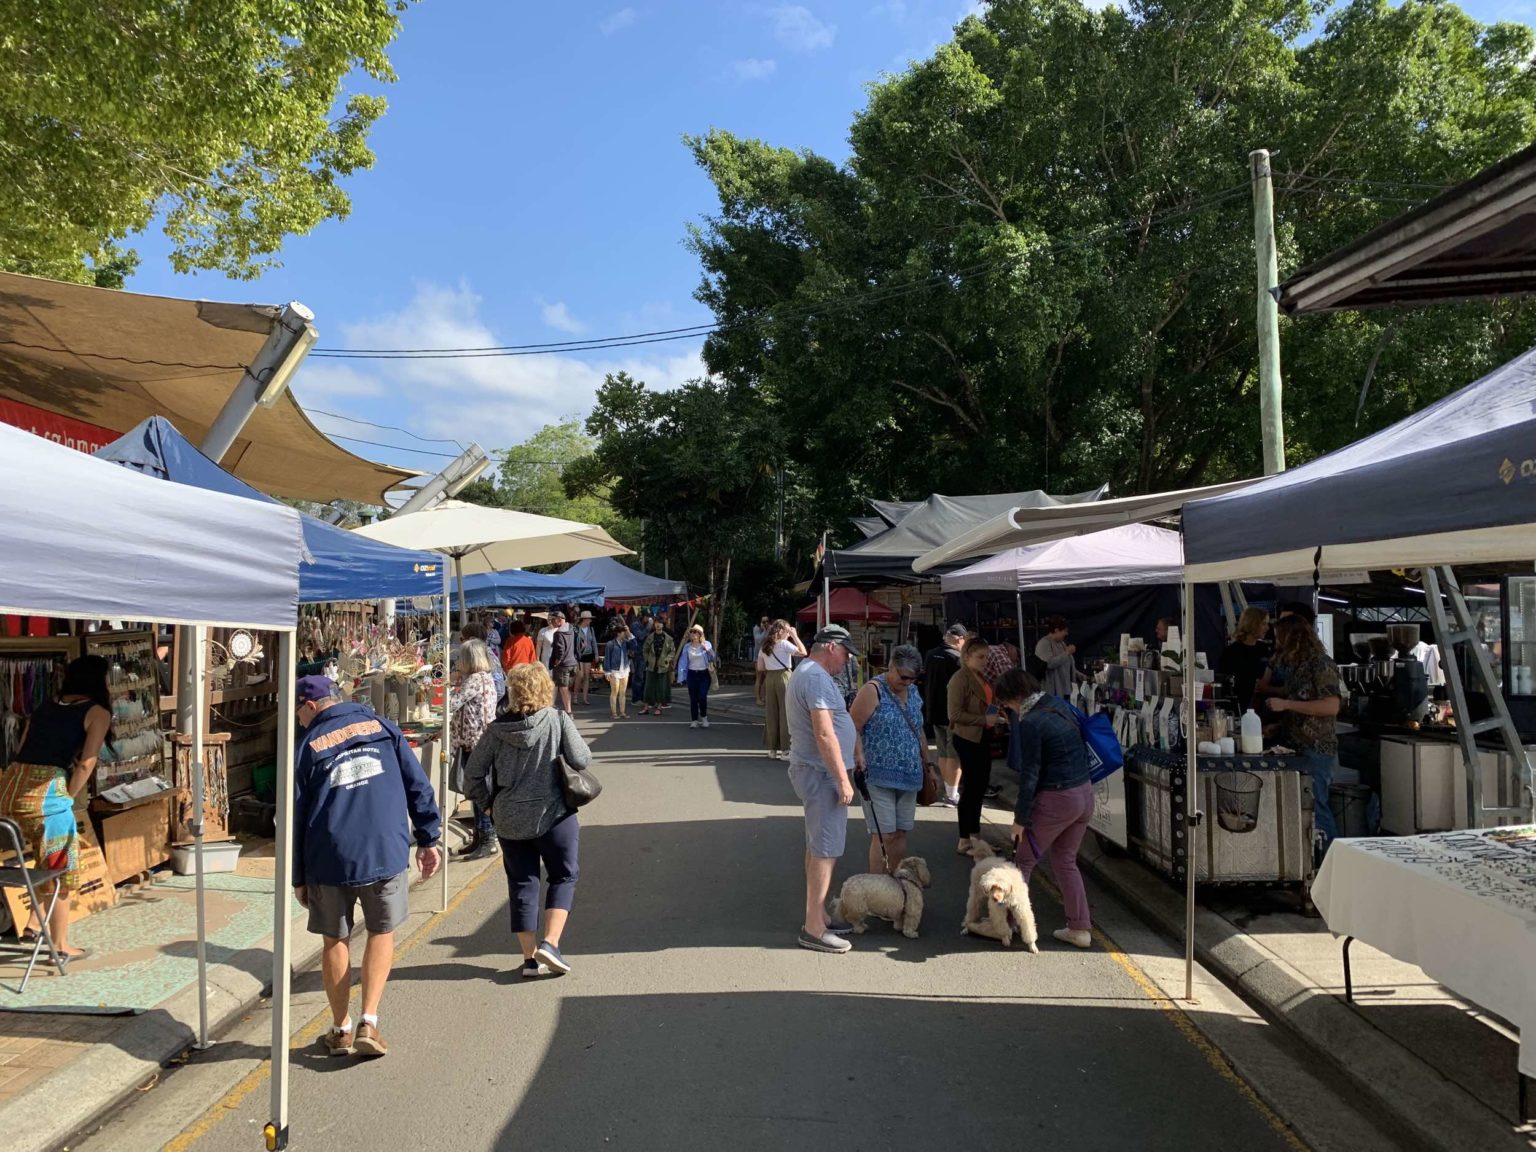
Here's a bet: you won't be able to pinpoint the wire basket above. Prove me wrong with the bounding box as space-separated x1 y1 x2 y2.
1214 770 1264 834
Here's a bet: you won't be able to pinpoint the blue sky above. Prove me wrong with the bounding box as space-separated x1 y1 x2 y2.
121 0 1528 479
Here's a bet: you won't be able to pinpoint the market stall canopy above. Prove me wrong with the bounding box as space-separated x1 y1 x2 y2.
451 570 605 610
912 480 1254 574
852 516 890 539
560 556 685 603
797 586 899 623
95 417 442 603
942 523 1185 593
0 271 417 504
829 487 1107 582
1184 344 1536 582
0 421 302 628
351 500 631 574
1276 142 1536 315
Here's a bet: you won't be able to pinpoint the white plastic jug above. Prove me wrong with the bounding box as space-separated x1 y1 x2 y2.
1240 709 1263 755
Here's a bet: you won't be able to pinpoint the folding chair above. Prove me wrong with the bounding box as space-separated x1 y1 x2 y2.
0 816 66 993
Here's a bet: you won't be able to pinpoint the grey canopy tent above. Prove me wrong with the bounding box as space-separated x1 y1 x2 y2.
561 556 686 603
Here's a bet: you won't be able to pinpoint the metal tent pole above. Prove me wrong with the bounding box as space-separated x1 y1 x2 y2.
266 630 297 1152
1015 591 1026 658
189 626 211 1050
1182 579 1200 1002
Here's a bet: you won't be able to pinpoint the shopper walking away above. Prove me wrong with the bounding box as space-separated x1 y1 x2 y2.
787 625 863 954
603 625 633 719
948 637 1000 855
848 644 924 875
450 639 500 861
544 610 578 713
922 624 968 808
756 618 806 758
677 624 718 728
626 619 647 708
1034 616 1079 698
463 663 588 979
1 655 113 961
1265 614 1342 860
292 676 442 1058
501 618 537 674
574 610 600 705
639 618 676 715
994 668 1094 948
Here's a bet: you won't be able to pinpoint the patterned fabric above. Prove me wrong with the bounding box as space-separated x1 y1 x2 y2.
861 678 925 792
0 761 79 891
1280 654 1341 756
452 670 498 751
983 643 1017 684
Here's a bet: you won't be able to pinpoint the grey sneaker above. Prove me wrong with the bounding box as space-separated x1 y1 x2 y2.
521 958 550 979
798 928 852 954
534 939 571 975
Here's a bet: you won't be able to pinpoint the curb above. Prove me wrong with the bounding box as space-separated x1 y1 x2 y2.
0 851 502 1152
1074 835 1528 1152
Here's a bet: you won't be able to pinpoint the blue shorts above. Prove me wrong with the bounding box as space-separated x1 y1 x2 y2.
859 783 917 835
788 762 847 859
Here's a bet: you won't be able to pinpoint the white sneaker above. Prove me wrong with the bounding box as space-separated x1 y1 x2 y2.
690 720 700 729
1054 928 1092 949
701 717 710 729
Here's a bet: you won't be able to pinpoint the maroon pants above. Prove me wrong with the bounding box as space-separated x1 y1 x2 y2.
1014 782 1094 931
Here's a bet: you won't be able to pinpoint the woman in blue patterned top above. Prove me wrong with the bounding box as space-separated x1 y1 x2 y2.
848 644 926 875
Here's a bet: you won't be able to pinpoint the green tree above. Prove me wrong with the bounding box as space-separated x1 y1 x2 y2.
492 418 639 549
687 0 1536 535
0 1 412 282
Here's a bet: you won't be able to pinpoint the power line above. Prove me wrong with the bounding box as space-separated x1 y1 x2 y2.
308 408 465 449
322 432 460 459
309 182 1255 362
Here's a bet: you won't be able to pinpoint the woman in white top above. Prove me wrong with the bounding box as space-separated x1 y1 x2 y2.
755 619 806 758
674 624 719 729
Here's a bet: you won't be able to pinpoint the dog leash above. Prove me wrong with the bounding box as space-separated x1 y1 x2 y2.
852 767 892 874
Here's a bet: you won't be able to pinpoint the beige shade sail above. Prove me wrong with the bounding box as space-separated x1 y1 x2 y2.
352 499 632 574
0 271 418 505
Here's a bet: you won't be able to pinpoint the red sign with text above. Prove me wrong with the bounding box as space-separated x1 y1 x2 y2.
0 398 117 454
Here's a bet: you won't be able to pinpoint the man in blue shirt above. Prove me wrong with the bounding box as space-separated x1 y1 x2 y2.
293 676 442 1059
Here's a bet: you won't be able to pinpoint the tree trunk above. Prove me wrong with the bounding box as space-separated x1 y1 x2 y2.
715 553 733 653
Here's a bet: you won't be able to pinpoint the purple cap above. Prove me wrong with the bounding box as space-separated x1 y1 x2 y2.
296 675 337 705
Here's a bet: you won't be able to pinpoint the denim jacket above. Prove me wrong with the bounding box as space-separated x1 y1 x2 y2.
1007 696 1091 824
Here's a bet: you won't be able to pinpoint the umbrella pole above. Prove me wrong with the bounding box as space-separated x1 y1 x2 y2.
1183 579 1199 1002
190 625 210 1049
441 560 453 912
455 554 467 635
266 630 297 1152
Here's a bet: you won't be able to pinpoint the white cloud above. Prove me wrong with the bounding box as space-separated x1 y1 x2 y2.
770 6 836 51
540 300 586 334
729 57 778 82
306 282 706 456
599 7 638 35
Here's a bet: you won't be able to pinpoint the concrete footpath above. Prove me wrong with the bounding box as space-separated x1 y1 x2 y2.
0 831 501 1152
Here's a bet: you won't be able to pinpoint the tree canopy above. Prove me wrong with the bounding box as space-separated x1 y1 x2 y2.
0 0 411 283
686 0 1536 546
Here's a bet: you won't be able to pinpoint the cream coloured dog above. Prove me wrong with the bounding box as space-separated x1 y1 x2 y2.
961 839 1039 952
830 856 932 939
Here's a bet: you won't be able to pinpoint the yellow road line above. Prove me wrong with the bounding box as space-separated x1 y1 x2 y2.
1028 868 1310 1152
162 865 497 1152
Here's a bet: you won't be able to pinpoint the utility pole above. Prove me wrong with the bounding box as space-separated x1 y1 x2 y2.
1250 149 1285 476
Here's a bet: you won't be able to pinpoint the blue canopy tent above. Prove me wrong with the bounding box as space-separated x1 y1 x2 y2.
561 555 686 603
96 417 443 602
448 570 605 610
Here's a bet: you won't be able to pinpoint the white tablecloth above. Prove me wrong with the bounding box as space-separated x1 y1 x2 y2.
1312 827 1536 1076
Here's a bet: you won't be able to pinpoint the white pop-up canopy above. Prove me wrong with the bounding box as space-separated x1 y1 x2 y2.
353 500 630 575
0 421 303 626
942 523 1185 593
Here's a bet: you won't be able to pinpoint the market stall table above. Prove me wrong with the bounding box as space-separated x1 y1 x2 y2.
1312 826 1536 1116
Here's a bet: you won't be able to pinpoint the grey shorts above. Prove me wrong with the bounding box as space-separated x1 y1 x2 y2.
860 783 917 834
306 870 409 939
933 725 956 760
553 665 577 688
788 762 847 860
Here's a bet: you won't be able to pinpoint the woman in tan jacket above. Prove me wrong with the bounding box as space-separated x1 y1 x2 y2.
947 637 1000 854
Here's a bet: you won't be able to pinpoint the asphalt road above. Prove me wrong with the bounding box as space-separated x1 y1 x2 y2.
75 692 1400 1152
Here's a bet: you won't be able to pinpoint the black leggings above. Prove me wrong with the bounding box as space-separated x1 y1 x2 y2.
953 733 992 839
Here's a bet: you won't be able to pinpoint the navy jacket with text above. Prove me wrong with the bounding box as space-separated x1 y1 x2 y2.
293 701 442 889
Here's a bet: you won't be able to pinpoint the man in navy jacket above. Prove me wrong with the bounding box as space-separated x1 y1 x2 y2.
293 676 441 1059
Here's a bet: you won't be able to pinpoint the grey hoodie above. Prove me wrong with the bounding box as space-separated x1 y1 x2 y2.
462 707 591 840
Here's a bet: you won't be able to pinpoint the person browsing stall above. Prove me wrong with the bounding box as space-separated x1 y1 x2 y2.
1034 616 1080 698
948 637 1001 855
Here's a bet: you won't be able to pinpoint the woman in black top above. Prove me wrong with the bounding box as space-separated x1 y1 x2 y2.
0 656 113 960
1217 607 1271 712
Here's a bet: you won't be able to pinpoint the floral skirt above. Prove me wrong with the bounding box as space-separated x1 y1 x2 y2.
0 762 79 892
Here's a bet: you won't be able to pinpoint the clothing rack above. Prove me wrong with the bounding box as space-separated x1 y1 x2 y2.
0 645 75 769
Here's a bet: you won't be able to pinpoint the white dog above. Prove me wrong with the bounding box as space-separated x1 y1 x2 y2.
830 856 932 939
961 839 1039 952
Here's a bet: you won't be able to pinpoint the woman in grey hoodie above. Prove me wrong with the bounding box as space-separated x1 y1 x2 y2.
464 662 592 978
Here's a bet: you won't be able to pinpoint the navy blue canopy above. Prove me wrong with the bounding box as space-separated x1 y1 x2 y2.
96 418 444 603
451 570 604 609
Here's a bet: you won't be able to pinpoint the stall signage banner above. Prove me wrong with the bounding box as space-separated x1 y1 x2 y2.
0 398 117 455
